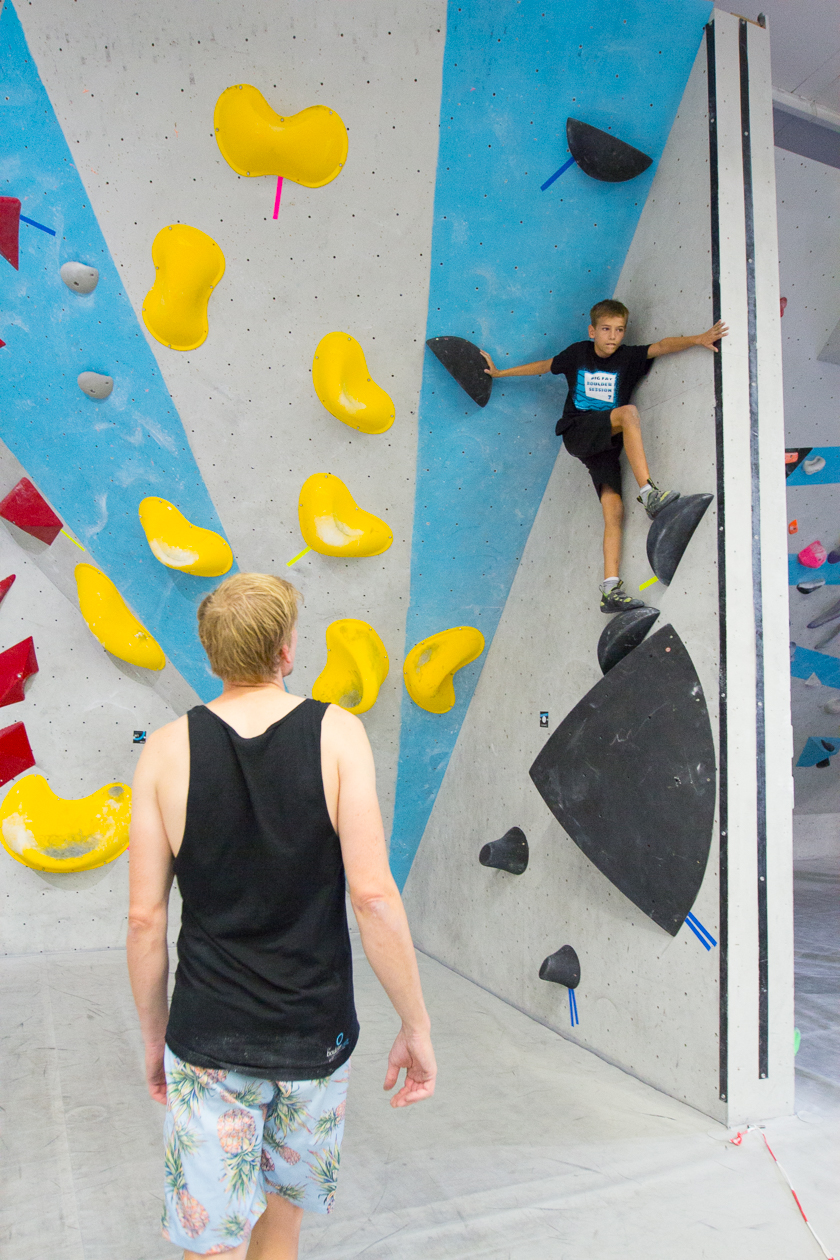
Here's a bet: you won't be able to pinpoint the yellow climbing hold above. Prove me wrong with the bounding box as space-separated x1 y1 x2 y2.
138 497 233 577
312 619 389 715
312 333 395 434
403 626 485 714
75 564 166 671
142 224 225 352
298 474 392 558
0 775 131 873
214 86 348 187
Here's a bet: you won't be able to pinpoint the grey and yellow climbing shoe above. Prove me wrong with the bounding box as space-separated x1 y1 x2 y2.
638 481 680 520
599 581 647 614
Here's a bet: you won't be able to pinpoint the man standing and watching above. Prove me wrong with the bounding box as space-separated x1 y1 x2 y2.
127 573 436 1259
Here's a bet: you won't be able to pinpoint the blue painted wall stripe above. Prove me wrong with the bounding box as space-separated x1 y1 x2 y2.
0 2 235 700
390 0 712 888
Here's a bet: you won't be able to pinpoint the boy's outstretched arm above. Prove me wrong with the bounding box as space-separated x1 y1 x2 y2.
647 319 728 358
481 350 554 378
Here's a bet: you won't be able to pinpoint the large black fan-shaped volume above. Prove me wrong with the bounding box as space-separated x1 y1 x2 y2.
529 625 716 936
426 336 493 408
566 118 653 183
646 494 713 586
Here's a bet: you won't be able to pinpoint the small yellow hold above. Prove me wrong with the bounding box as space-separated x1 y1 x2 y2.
298 474 392 558
312 333 395 434
138 497 233 577
0 775 131 873
75 564 166 671
214 85 348 187
403 626 485 714
312 619 389 715
142 224 225 352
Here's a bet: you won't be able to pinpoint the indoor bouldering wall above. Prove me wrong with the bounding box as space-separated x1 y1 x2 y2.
403 11 794 1126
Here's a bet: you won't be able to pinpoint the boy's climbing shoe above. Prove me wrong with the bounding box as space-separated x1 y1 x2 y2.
600 581 647 614
638 482 680 520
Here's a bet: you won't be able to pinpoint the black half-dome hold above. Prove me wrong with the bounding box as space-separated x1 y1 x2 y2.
426 336 493 408
597 605 660 675
646 493 714 586
539 944 580 989
479 826 529 875
530 625 716 937
566 118 653 183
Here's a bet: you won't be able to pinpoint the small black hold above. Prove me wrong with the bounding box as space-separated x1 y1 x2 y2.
133 730 147 744
539 944 580 989
816 758 831 768
426 336 493 407
646 493 713 586
597 605 660 674
479 826 529 875
566 118 652 183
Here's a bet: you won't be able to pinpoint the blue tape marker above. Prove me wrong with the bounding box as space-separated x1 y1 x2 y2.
19 214 56 236
540 155 575 191
569 988 579 1027
685 912 717 950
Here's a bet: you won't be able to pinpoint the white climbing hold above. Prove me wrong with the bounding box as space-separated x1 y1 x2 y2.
77 371 113 400
60 262 99 294
823 694 840 714
803 455 826 475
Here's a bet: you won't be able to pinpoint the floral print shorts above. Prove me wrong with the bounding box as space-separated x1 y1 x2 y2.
161 1047 350 1254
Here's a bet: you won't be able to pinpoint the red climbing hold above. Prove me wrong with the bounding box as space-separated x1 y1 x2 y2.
0 575 16 608
0 478 63 545
0 721 35 788
0 637 38 708
798 540 827 569
0 197 21 271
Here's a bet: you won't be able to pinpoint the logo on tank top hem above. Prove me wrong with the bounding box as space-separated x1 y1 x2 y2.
326 1031 346 1060
575 368 617 410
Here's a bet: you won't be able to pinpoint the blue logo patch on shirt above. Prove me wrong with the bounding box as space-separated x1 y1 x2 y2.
574 368 617 411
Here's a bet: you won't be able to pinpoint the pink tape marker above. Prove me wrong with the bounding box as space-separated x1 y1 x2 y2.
272 176 283 219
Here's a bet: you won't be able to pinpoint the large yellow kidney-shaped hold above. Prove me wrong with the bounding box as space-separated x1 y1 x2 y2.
312 333 395 434
0 774 131 873
75 564 166 671
142 224 225 352
214 85 348 187
298 474 392 558
312 619 389 715
403 626 485 715
138 497 233 577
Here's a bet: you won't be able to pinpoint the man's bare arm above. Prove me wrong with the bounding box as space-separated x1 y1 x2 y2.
127 730 177 1105
324 705 436 1107
648 320 728 357
480 349 554 378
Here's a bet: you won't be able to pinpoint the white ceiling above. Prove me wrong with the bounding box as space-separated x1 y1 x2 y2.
716 1 840 109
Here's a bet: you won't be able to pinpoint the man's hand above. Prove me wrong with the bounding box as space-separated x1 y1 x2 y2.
146 1043 168 1105
480 350 500 377
695 320 729 352
383 1025 437 1107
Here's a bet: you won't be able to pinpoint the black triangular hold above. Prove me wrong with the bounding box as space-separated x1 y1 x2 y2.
539 944 580 989
597 605 660 675
479 826 529 875
807 594 840 629
566 118 653 183
646 493 713 586
529 625 716 936
816 758 831 768
426 336 493 408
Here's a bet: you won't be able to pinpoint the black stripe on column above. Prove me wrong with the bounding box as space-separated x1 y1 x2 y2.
739 16 769 1079
705 19 729 1104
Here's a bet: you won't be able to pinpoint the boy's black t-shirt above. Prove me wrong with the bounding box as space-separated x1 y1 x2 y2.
550 340 653 436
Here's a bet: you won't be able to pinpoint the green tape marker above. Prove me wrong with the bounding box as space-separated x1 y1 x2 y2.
639 576 659 591
286 546 312 567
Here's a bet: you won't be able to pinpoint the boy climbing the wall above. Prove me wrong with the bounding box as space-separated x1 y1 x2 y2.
481 300 727 612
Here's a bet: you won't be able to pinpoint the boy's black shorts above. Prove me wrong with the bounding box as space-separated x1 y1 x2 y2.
559 410 623 499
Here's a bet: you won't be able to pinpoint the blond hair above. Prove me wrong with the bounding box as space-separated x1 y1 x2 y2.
197 573 301 683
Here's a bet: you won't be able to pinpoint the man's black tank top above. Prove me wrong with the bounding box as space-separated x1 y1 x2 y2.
165 699 359 1079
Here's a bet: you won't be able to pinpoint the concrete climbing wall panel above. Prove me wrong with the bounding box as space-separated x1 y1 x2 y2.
404 13 794 1126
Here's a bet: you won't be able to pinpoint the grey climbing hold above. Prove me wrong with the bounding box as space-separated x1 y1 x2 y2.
646 493 713 586
806 594 840 629
479 826 529 875
597 605 660 674
815 622 840 650
803 455 826 475
823 695 840 715
566 118 652 183
60 261 99 294
798 578 826 594
77 371 113 400
539 944 581 989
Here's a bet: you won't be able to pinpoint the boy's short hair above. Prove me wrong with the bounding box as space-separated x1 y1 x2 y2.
590 299 629 326
197 573 301 683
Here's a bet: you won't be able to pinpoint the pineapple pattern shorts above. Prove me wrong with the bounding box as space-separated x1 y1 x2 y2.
161 1047 350 1255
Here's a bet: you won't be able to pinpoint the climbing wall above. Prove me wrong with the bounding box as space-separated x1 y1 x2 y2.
403 12 794 1126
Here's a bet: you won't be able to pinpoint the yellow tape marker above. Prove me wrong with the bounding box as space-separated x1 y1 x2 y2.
286 546 312 567
61 529 85 551
639 576 659 591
